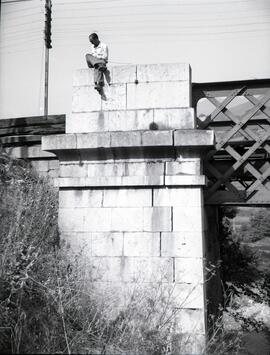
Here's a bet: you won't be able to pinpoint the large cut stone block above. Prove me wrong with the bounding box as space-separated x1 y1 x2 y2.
153 108 195 129
59 189 103 208
103 189 152 207
161 232 203 258
59 208 85 232
173 206 203 232
101 84 127 111
123 232 160 256
111 207 144 231
84 207 112 232
127 81 190 110
153 188 202 207
174 257 204 283
72 86 101 112
136 63 190 82
111 65 137 83
172 283 204 309
143 207 172 232
166 161 201 176
174 130 214 146
60 163 88 177
91 232 124 256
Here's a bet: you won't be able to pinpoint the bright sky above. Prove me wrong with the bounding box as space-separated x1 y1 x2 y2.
1 0 270 119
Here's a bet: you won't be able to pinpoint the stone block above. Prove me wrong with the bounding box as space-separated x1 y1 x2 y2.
72 86 101 112
174 309 205 334
153 187 202 207
76 132 110 149
110 131 142 147
59 208 84 232
165 175 206 186
143 207 172 232
141 130 173 146
111 65 137 83
123 232 160 256
57 175 164 188
67 111 109 134
174 257 204 284
108 109 154 131
101 84 126 111
172 283 204 309
60 163 88 177
61 232 92 255
166 161 201 176
42 134 77 151
136 63 190 82
161 232 203 258
5 145 55 159
73 68 94 86
84 208 112 232
90 257 123 282
31 160 49 172
173 206 203 232
127 81 190 110
111 207 144 231
174 129 214 146
125 161 165 176
91 232 124 256
103 189 152 207
123 257 173 282
59 189 103 208
153 108 195 129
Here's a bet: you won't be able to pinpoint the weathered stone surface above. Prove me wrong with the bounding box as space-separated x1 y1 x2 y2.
60 163 88 177
30 160 49 172
56 175 164 188
153 188 202 207
76 132 110 148
172 333 205 354
166 161 201 176
91 232 124 256
174 129 214 146
143 207 172 232
173 206 203 232
61 232 92 254
103 189 152 207
101 84 127 111
111 207 144 231
136 63 190 82
153 108 195 129
165 175 206 186
4 145 55 159
111 65 137 83
42 134 77 151
142 130 173 146
172 283 204 309
59 208 84 232
84 208 112 232
59 189 103 208
174 257 204 283
72 86 101 112
110 131 141 147
123 232 160 256
127 81 190 110
161 232 203 258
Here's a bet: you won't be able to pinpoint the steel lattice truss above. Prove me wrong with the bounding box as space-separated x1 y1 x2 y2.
193 79 270 205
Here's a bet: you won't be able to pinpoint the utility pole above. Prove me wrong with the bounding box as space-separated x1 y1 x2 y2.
44 0 52 118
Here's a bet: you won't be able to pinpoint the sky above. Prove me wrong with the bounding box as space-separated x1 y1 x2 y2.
1 0 270 119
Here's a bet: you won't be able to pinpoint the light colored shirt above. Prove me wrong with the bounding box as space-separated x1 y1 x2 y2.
90 42 108 62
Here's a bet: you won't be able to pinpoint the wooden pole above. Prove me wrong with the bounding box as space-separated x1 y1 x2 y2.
44 0 52 119
44 45 49 118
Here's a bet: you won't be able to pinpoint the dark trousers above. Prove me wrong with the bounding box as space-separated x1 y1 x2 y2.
85 54 107 86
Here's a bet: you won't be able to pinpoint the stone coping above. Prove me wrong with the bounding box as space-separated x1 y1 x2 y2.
42 130 214 152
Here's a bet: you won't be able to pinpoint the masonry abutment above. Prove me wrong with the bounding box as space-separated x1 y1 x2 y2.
42 63 214 353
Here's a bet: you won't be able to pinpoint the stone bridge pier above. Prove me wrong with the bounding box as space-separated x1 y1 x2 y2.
42 63 215 353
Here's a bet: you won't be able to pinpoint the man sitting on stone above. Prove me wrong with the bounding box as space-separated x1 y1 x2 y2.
85 33 109 94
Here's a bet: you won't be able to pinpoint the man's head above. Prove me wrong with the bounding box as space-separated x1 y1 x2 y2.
89 33 100 47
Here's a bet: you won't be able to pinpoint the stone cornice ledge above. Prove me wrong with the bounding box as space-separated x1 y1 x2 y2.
42 130 214 152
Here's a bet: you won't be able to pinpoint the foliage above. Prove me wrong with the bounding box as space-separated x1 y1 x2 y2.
239 208 270 242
